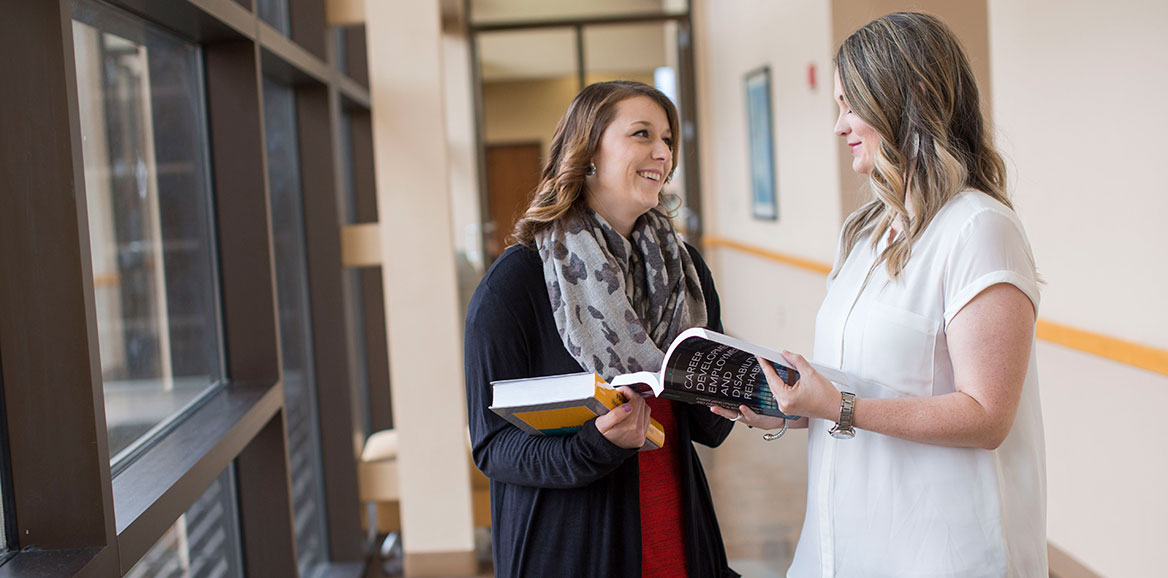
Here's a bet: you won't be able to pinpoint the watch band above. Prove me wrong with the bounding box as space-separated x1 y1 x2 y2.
829 391 856 439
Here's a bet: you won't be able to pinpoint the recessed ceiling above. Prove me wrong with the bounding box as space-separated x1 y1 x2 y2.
470 0 684 24
478 22 671 82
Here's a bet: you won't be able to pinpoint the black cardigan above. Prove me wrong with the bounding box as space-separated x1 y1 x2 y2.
465 243 738 578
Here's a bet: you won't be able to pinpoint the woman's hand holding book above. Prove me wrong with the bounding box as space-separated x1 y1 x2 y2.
595 386 653 449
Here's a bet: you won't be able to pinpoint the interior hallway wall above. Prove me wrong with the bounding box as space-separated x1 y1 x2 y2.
694 0 841 268
692 0 838 568
695 0 1165 576
989 1 1168 576
482 73 656 158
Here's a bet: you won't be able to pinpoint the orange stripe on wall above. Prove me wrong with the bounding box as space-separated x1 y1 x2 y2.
1036 320 1168 377
703 235 1168 378
703 235 833 275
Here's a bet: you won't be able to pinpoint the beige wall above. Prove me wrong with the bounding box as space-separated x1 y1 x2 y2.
694 0 842 265
989 0 1167 348
990 0 1168 575
483 76 579 154
696 1 1166 576
482 73 656 157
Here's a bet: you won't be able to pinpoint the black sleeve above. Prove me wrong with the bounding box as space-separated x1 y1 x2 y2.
683 244 735 448
464 276 637 489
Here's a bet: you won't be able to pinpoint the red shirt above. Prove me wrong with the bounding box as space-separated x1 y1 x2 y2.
638 397 688 577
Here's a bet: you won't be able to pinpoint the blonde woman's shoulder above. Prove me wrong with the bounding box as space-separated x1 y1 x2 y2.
937 189 1018 223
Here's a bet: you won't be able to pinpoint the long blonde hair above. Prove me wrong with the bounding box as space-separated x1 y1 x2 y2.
511 81 680 247
835 11 1008 278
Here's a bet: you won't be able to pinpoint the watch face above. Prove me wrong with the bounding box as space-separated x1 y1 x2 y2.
829 427 855 440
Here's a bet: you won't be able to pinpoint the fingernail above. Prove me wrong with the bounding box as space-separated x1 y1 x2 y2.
623 404 632 413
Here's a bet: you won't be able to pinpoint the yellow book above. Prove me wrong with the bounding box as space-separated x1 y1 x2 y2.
490 372 665 450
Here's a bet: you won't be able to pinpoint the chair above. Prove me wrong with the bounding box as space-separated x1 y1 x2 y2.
356 429 492 559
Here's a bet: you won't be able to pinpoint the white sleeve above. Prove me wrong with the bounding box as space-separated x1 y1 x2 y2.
942 206 1040 326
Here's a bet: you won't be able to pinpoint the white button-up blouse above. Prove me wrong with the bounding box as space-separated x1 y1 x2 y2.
789 191 1047 577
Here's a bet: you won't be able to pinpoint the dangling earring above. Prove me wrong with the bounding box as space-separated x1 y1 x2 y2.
586 162 596 176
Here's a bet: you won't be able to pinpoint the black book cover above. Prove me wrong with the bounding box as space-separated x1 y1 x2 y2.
660 335 801 419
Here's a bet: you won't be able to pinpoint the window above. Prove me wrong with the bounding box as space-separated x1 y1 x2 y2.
258 0 291 35
72 0 224 469
5 0 368 572
338 113 372 440
124 467 244 578
339 108 395 434
262 78 330 577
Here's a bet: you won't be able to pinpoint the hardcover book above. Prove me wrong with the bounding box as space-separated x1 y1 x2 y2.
490 372 666 450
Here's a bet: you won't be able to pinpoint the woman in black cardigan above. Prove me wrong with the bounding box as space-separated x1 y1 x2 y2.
464 80 737 577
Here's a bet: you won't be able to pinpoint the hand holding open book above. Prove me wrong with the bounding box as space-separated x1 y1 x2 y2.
490 328 864 448
593 385 655 449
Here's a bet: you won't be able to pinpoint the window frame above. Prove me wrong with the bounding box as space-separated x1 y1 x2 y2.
70 0 234 476
0 0 368 575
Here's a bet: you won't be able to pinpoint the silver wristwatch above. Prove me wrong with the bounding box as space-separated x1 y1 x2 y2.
828 391 856 439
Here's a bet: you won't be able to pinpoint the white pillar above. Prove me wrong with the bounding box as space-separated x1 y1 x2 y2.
364 0 476 574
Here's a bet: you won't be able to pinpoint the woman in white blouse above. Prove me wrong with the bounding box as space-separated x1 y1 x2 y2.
714 12 1047 577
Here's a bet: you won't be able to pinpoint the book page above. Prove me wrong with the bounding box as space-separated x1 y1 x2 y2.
609 371 662 397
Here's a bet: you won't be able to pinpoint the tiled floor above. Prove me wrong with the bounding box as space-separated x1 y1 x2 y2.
367 422 810 577
698 423 810 577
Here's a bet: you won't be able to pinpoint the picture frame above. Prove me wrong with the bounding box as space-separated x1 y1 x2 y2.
745 66 778 220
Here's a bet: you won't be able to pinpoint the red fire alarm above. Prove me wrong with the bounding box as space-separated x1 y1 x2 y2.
808 63 817 90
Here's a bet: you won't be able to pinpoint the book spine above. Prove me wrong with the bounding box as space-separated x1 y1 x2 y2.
643 417 665 450
592 383 624 410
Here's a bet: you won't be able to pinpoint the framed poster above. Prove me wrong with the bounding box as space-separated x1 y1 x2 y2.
745 66 777 220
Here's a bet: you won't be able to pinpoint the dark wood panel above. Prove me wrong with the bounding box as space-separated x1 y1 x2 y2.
348 109 378 222
206 37 297 577
296 84 364 561
337 74 371 110
344 107 391 432
112 381 280 571
259 19 330 85
235 410 298 577
0 548 106 578
289 0 326 61
359 270 393 432
205 39 281 383
102 0 254 42
0 0 116 551
342 25 368 88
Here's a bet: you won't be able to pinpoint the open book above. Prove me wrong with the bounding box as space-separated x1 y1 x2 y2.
612 327 816 419
491 328 860 438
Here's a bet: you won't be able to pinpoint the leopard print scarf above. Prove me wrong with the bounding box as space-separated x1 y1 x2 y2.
536 207 707 381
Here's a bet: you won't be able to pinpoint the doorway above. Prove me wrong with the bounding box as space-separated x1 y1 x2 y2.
485 141 542 259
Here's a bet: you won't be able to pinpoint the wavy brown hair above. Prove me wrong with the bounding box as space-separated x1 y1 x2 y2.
835 12 1009 278
511 80 680 247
